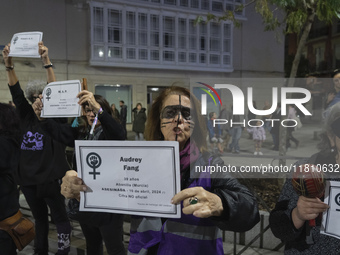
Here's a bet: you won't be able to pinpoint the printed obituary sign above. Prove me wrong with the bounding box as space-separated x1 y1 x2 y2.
41 80 81 118
8 32 43 58
321 181 340 239
75 140 181 218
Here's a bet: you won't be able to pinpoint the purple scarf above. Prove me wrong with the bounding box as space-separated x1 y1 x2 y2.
180 140 200 178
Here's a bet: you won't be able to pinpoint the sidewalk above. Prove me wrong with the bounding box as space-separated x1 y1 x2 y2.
18 120 322 255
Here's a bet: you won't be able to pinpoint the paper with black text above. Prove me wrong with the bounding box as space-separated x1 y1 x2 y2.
41 80 81 118
75 140 181 218
8 32 43 58
321 181 340 239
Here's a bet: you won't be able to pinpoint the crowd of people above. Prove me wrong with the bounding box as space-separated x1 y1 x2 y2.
1 41 340 255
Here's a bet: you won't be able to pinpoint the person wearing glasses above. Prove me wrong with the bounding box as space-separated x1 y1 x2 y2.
33 91 126 255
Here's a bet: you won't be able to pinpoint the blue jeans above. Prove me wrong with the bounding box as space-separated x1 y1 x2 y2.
229 127 242 152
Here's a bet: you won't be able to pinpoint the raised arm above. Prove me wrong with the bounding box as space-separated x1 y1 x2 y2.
2 44 18 86
39 41 55 83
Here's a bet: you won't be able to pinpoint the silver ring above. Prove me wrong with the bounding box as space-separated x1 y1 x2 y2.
189 197 199 205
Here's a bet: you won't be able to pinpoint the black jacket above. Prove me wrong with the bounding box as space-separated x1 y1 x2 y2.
120 105 127 123
269 152 340 254
9 82 70 185
0 136 20 221
132 107 146 133
185 152 260 232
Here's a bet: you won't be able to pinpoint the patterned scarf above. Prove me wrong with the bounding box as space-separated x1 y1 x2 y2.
180 139 200 178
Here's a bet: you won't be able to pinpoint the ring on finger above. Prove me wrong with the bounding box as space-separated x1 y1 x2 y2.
189 196 199 205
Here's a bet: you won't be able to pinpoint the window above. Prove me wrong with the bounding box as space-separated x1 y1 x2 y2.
212 1 223 12
90 2 233 71
95 84 132 123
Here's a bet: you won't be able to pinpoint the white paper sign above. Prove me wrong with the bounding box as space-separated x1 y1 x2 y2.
8 32 43 58
41 80 81 118
75 140 181 218
321 181 340 239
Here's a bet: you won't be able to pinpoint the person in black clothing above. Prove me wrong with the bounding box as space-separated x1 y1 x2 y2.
60 86 260 255
34 90 126 255
2 43 71 255
269 102 340 254
132 103 146 140
0 103 21 255
119 100 127 139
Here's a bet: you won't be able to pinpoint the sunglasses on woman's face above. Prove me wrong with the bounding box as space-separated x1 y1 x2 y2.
160 105 192 121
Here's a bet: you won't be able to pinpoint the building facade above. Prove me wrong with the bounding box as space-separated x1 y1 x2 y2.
0 0 284 127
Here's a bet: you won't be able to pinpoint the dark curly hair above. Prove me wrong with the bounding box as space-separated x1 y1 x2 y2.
0 103 21 142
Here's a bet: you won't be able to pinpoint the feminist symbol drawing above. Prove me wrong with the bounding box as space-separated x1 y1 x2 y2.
46 88 52 101
86 152 102 180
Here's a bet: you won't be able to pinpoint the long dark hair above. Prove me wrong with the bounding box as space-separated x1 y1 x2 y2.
145 85 207 152
0 103 21 142
78 94 113 132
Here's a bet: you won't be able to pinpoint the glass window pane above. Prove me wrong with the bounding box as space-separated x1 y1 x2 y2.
139 31 148 46
94 27 104 42
127 48 136 59
108 28 121 43
94 45 104 58
200 37 205 50
108 9 121 26
189 53 196 63
210 38 220 51
151 32 159 46
151 15 159 30
164 0 176 5
211 23 220 36
108 47 122 58
224 24 231 38
164 33 174 48
179 18 186 33
178 52 186 62
179 35 186 49
191 0 199 8
151 50 159 60
180 0 188 6
164 51 175 61
224 39 230 52
93 7 103 25
189 36 196 50
223 55 231 65
127 30 135 45
201 0 209 10
212 1 223 12
200 53 206 63
139 13 147 29
126 12 135 28
210 54 220 64
163 16 175 31
139 49 148 60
